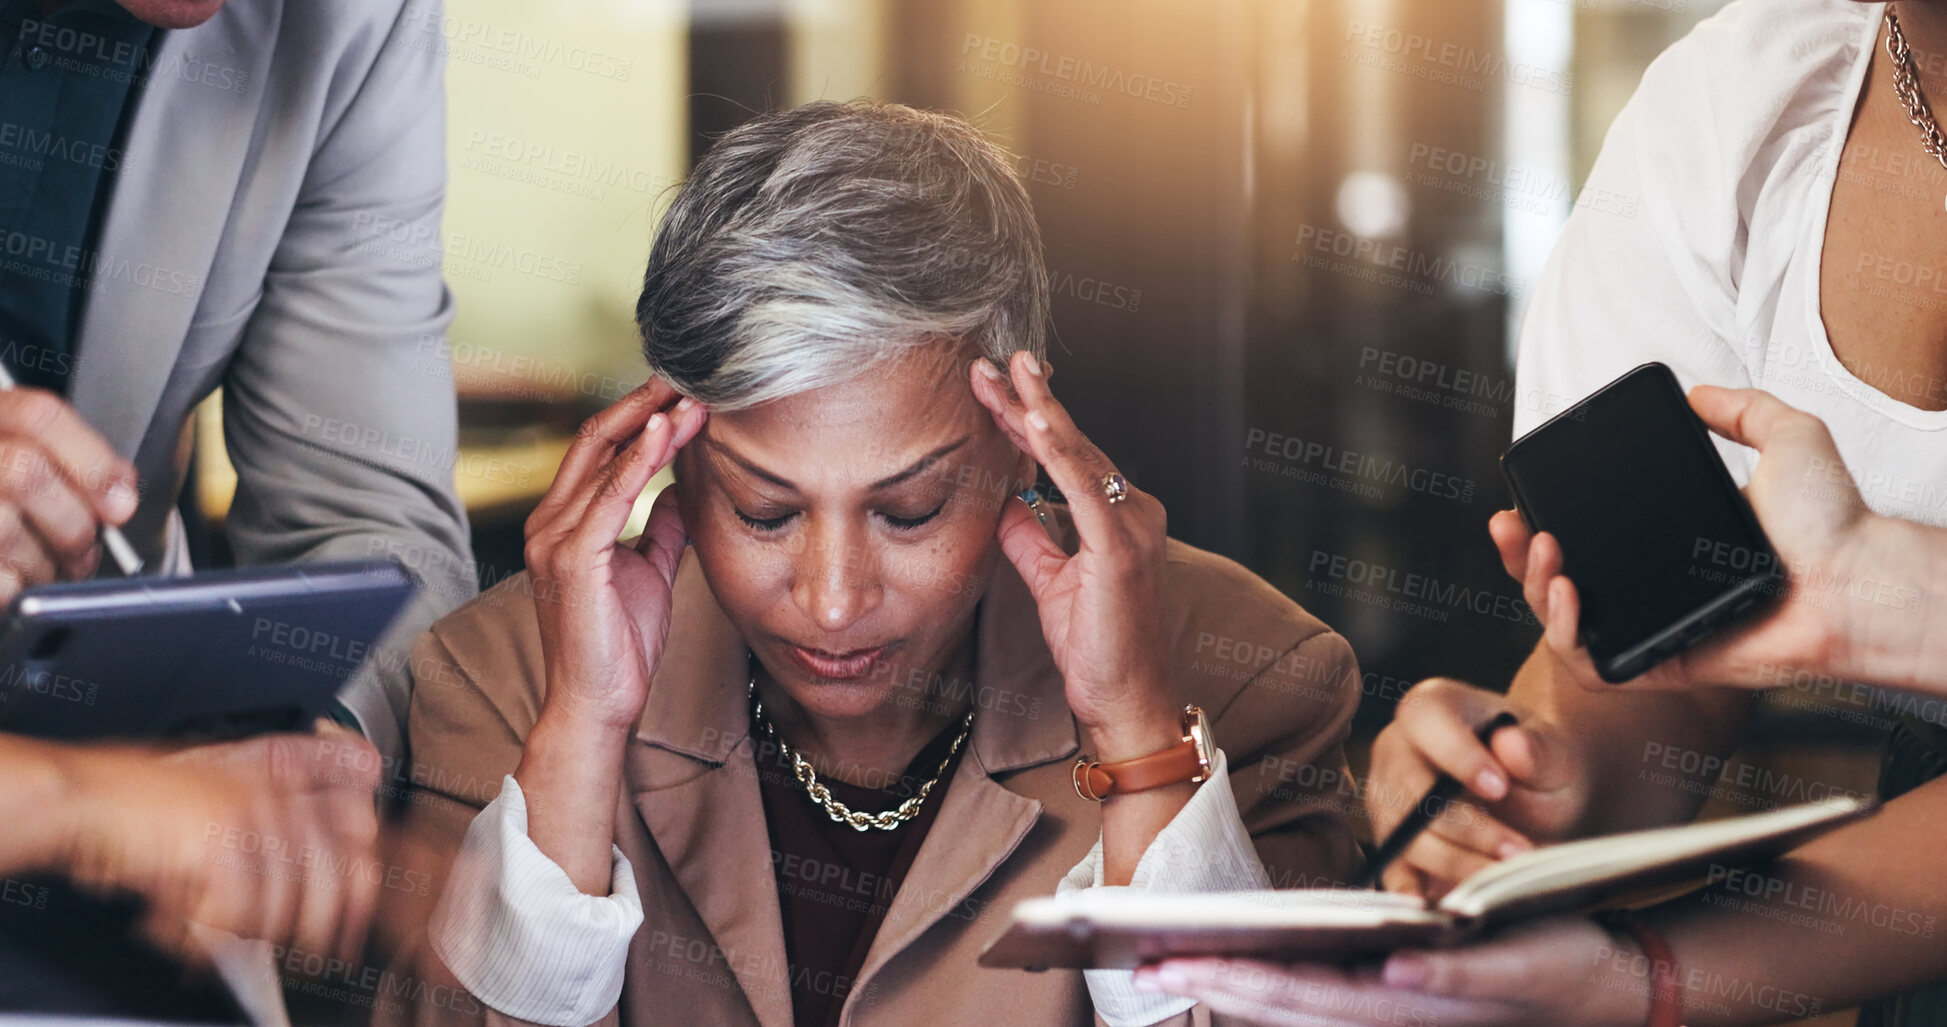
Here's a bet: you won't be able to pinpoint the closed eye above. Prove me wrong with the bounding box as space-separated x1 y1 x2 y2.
732 505 944 532
735 508 795 532
881 505 945 531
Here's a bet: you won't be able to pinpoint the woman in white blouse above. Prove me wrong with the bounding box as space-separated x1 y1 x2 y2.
1141 0 1947 1024
376 100 1365 1027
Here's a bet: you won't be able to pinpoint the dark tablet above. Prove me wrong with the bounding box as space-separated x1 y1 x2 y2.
0 559 417 742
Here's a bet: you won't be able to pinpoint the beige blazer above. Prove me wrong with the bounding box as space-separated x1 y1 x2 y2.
383 504 1364 1027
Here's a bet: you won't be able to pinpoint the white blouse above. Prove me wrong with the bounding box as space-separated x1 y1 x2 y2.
1516 0 1947 529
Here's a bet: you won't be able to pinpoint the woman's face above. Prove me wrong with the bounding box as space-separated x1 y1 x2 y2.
673 345 1033 721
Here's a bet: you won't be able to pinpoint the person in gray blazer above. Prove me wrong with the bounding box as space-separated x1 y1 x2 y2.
0 0 474 1015
0 0 475 766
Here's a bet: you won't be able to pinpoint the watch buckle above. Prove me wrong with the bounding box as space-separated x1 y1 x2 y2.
1072 756 1106 802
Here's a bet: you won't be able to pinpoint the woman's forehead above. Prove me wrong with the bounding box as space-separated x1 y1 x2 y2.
699 427 982 494
756 344 987 423
698 356 1003 487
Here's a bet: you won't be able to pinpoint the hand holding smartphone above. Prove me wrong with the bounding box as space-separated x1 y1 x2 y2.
1500 363 1783 683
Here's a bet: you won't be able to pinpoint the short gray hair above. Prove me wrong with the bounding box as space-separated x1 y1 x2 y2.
636 101 1050 410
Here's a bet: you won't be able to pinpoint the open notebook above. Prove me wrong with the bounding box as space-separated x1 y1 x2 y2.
979 796 1871 970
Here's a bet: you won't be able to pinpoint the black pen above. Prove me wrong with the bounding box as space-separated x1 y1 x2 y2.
1355 710 1520 890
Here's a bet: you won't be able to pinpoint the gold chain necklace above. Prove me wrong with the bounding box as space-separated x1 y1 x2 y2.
1884 6 1947 211
747 674 974 832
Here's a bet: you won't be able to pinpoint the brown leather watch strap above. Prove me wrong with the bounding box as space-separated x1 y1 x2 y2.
1076 740 1204 800
1073 707 1213 801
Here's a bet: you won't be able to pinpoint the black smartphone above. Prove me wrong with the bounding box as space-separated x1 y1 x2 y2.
1499 362 1782 682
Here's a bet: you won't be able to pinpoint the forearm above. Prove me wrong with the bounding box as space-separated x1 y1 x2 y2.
1642 775 1947 1025
0 735 83 875
1509 646 1756 836
511 707 627 895
1093 698 1198 886
1838 513 1947 696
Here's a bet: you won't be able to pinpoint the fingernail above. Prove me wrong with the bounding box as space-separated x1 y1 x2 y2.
106 480 138 519
1027 410 1049 431
674 397 695 414
1497 838 1532 859
1132 972 1160 994
1474 766 1507 800
647 413 667 433
975 359 1002 381
1384 955 1429 990
1153 967 1188 991
1023 353 1043 377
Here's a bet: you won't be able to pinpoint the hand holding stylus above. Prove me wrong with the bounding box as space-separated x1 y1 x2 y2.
0 362 142 601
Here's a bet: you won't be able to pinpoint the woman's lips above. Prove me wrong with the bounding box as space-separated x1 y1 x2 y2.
787 644 888 681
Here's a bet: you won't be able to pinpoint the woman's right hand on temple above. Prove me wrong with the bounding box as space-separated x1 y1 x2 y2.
1365 679 1591 898
524 379 706 732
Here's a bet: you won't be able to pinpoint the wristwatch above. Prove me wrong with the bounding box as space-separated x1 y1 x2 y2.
1072 704 1213 801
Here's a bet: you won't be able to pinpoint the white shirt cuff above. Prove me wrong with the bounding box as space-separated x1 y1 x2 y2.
1059 749 1267 1027
429 775 644 1027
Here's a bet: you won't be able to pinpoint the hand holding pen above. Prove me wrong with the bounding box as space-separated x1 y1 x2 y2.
1363 679 1596 898
1357 711 1519 890
0 362 143 600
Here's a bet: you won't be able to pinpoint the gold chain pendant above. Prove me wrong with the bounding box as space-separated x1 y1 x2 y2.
1885 8 1947 212
748 675 975 832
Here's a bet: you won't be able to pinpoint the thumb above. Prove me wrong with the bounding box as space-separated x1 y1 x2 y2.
1492 722 1581 792
636 483 687 590
993 491 1064 597
1688 385 1821 454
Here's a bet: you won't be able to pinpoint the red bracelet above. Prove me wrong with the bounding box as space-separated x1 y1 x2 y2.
1602 911 1684 1027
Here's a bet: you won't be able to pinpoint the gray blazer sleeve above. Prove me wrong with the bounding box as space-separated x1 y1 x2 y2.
217 0 477 771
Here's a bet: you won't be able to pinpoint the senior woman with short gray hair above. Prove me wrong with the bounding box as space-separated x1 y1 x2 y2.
382 100 1362 1027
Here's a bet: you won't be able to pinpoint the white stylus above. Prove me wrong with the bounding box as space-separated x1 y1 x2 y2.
0 363 144 576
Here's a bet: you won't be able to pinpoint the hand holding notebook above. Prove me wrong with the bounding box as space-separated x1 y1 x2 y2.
979 796 1871 970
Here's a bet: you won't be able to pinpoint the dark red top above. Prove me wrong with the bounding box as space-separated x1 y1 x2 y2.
754 714 967 1027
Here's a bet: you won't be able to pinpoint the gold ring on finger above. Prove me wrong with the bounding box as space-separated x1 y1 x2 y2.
1101 472 1129 504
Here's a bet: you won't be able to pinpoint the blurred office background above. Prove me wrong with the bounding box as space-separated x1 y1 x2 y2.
360 0 1730 694
189 6 1882 1004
